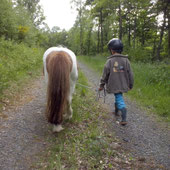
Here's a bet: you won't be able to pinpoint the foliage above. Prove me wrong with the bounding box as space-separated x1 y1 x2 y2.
0 0 46 47
0 38 44 96
14 0 45 28
0 0 17 39
129 62 170 118
67 0 170 62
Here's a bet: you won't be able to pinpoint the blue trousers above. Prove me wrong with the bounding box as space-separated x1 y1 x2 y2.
114 93 126 110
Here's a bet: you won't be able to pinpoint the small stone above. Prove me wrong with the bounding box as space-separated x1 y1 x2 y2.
138 157 146 162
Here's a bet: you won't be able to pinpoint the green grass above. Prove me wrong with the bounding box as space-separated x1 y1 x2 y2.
78 55 170 122
128 62 170 119
0 38 44 107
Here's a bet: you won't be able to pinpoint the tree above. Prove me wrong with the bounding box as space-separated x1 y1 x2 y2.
71 0 86 54
0 0 17 39
156 0 169 60
14 0 45 27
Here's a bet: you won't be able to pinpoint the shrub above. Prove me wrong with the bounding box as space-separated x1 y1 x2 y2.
0 38 44 94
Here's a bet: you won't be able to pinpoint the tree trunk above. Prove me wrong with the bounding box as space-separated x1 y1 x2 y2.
97 23 100 53
118 3 122 40
141 18 145 46
133 16 137 49
156 4 167 60
79 5 83 55
100 9 103 53
87 26 92 55
168 7 170 57
152 36 157 61
128 18 131 46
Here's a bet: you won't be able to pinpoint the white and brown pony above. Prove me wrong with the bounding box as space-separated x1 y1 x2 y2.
43 47 78 132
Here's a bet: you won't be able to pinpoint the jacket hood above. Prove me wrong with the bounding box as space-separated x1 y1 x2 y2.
107 54 128 59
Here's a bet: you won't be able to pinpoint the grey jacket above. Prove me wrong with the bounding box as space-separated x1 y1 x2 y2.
100 54 134 93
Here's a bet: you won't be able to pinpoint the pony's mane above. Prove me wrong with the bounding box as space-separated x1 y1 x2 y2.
46 51 72 124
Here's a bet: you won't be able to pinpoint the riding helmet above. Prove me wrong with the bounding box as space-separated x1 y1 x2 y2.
107 38 123 53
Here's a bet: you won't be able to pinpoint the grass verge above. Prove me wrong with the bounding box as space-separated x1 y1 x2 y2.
78 55 170 122
0 39 44 111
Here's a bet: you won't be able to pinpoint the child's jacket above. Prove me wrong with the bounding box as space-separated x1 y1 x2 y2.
100 54 134 93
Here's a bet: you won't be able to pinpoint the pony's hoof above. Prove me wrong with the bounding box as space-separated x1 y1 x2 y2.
53 125 64 132
68 114 73 120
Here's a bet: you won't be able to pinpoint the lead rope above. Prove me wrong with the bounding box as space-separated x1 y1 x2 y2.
76 83 106 103
96 87 106 103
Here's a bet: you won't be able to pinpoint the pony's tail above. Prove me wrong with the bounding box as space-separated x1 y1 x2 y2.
46 51 72 125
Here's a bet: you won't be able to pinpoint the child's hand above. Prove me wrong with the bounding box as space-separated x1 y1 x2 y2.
98 87 103 91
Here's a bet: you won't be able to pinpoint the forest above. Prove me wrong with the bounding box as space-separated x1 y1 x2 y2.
0 0 169 60
0 0 170 118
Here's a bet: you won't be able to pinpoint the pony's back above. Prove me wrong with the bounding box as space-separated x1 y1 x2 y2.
43 47 78 83
45 51 72 125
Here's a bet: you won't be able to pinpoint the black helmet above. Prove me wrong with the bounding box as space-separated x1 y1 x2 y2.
107 38 123 53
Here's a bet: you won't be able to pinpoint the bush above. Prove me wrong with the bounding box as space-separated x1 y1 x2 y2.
0 38 44 94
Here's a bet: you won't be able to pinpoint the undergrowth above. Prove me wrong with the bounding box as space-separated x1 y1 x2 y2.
0 38 44 106
78 55 170 121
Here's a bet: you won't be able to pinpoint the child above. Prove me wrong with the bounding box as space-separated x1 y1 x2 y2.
99 38 134 125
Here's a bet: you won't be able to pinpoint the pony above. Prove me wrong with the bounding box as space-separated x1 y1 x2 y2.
43 47 78 132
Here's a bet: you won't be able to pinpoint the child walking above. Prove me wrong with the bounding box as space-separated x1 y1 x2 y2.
99 38 134 125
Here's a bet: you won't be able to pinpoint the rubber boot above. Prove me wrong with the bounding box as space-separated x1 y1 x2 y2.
120 108 127 125
114 103 119 116
112 103 119 117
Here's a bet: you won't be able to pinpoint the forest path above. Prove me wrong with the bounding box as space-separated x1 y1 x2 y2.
78 61 170 169
0 77 54 170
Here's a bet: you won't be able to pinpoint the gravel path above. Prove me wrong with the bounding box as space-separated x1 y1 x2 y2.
78 61 170 169
0 77 53 170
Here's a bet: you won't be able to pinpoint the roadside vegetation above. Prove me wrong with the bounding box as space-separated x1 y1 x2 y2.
0 38 44 110
78 55 170 122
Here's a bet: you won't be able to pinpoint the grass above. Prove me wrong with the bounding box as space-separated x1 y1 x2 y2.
78 55 170 122
0 38 44 110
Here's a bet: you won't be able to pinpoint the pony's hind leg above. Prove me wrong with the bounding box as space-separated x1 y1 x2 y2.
53 124 64 132
64 97 73 120
67 103 73 119
63 100 73 120
65 79 76 120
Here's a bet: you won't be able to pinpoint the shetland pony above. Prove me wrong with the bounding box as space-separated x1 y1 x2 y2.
43 47 78 132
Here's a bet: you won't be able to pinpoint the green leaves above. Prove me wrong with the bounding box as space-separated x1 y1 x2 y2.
0 38 43 95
